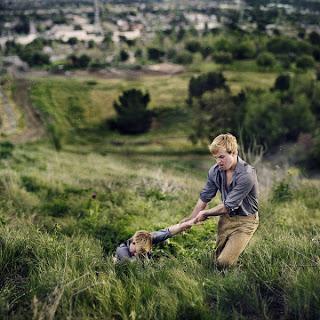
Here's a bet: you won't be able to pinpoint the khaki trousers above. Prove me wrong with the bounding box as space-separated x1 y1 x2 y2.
215 213 259 268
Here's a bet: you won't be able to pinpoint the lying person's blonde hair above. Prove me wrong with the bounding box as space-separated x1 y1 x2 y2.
132 230 152 255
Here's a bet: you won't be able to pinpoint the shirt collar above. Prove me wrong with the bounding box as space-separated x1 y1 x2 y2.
234 156 246 174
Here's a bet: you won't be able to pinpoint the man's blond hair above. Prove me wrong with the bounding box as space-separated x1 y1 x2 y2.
132 230 152 255
209 133 238 155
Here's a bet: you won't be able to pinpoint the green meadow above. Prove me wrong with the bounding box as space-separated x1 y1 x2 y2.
0 72 319 319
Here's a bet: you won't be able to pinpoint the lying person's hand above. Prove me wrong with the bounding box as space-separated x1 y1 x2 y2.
180 218 196 231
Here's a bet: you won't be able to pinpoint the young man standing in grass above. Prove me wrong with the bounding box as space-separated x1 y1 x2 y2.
182 133 259 269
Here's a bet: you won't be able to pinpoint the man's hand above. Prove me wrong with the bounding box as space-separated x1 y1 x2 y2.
194 211 208 224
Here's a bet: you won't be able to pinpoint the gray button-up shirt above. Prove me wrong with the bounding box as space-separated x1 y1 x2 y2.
200 156 258 216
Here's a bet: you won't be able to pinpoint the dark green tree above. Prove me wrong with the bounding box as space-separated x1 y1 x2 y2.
0 141 14 159
267 37 297 55
214 51 233 64
20 50 50 66
309 31 320 46
296 55 315 70
14 16 30 34
189 90 237 144
88 40 95 49
232 40 256 59
185 40 201 53
274 74 290 91
313 48 320 62
119 49 129 62
256 52 275 68
68 37 78 46
243 92 286 147
188 71 228 100
78 54 91 68
113 89 152 134
147 47 165 62
174 51 193 65
282 94 316 140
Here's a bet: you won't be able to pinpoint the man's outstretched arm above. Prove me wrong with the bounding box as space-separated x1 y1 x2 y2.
194 203 228 223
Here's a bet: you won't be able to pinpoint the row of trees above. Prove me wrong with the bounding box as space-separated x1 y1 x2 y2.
3 29 320 71
109 68 320 170
187 71 320 169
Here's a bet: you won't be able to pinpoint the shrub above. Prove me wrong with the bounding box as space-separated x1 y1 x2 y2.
309 31 320 46
188 71 228 100
112 89 152 134
21 176 42 193
174 51 193 65
243 92 285 147
69 54 91 69
296 55 315 70
313 47 320 62
232 40 256 59
67 37 78 46
185 40 201 53
19 50 50 67
281 94 315 141
42 198 70 217
189 89 238 144
167 48 177 61
134 48 143 58
267 37 297 55
272 180 293 203
87 40 95 49
0 141 14 159
274 74 290 91
256 52 275 68
213 51 233 64
119 49 129 62
147 47 165 61
213 38 233 53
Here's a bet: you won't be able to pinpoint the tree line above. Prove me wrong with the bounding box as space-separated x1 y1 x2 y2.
111 70 320 170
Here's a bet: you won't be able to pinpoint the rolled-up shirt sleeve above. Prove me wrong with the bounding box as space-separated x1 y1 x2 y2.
199 170 218 203
224 173 255 212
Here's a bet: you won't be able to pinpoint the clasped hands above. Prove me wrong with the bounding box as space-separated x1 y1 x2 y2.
180 210 209 229
194 210 209 224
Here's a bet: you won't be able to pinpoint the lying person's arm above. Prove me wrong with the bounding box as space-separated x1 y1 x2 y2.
168 218 196 235
151 219 196 245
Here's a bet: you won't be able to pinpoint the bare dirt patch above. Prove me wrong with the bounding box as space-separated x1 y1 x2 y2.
3 78 46 144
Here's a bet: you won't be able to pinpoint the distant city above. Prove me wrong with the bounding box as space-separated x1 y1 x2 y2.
0 0 319 72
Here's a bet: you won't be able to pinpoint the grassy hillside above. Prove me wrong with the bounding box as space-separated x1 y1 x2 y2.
27 70 278 153
0 141 319 319
0 72 319 319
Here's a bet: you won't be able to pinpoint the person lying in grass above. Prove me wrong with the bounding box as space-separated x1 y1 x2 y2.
115 219 196 262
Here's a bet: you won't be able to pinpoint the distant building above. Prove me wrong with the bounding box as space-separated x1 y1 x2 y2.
46 24 104 43
2 55 29 71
